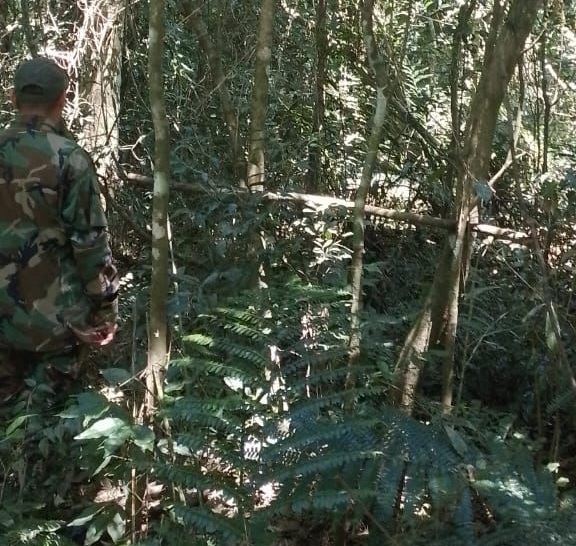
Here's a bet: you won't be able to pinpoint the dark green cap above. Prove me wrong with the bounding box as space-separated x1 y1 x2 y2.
14 57 69 104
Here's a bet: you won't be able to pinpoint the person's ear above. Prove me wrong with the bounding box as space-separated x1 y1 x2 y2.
10 89 17 108
50 91 66 117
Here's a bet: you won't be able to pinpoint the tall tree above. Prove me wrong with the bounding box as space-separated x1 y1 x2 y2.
181 0 243 183
347 0 391 392
394 0 542 414
305 0 327 194
246 0 275 191
146 0 171 416
77 0 126 186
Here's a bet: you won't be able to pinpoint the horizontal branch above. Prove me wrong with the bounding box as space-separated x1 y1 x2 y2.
264 191 455 229
122 171 530 243
123 172 209 193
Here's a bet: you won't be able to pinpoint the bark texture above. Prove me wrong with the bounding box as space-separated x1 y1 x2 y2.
347 0 391 391
146 0 171 416
246 0 275 191
181 0 243 182
394 0 542 414
305 0 327 193
73 0 126 187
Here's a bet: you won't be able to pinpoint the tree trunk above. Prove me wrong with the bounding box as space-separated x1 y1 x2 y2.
246 0 275 192
394 0 542 415
181 0 243 182
347 0 391 392
20 0 38 56
77 0 126 188
305 0 327 194
0 2 12 54
146 0 171 417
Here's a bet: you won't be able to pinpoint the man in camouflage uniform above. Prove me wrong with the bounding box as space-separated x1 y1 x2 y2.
0 57 119 405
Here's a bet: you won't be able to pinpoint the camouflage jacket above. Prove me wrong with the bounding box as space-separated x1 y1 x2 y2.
0 114 118 352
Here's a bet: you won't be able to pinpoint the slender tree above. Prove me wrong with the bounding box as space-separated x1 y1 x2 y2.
305 0 327 194
181 0 243 182
246 0 275 191
146 0 171 416
20 0 38 56
347 0 391 391
0 2 12 54
394 0 542 414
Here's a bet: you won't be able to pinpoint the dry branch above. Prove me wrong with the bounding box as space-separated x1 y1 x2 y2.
122 171 530 243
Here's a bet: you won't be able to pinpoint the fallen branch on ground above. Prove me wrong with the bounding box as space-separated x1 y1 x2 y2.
122 171 531 243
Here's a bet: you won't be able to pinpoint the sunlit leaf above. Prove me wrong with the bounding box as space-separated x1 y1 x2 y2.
75 417 129 441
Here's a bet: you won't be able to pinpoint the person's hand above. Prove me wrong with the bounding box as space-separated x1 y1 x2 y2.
71 322 117 347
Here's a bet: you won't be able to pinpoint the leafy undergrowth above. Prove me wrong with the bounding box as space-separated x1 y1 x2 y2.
1 281 575 546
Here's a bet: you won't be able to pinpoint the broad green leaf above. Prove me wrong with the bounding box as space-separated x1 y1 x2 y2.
5 413 33 436
59 392 110 421
68 504 106 527
132 424 156 452
102 427 132 454
75 417 128 441
545 309 558 352
444 425 468 457
84 512 110 546
101 368 133 384
107 511 126 543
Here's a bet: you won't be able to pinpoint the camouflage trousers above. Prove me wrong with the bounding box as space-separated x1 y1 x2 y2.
0 345 88 409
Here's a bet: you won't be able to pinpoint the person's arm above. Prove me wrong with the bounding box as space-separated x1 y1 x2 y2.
62 147 119 342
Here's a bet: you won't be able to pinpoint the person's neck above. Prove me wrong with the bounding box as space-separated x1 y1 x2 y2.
18 107 60 121
17 111 63 131
19 112 53 120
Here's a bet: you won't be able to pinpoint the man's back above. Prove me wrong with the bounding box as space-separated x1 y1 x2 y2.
0 115 109 351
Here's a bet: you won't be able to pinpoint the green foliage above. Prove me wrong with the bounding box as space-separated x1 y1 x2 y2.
0 520 78 546
139 282 569 545
3 1 576 545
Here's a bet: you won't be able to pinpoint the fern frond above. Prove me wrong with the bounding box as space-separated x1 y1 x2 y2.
269 487 375 516
373 458 405 524
453 488 477 546
270 449 382 482
169 504 244 542
221 320 270 342
169 357 261 386
287 364 377 390
210 338 270 366
206 307 265 327
153 465 245 505
263 418 380 461
287 386 387 418
163 400 242 433
546 386 576 414
281 346 348 373
474 443 556 524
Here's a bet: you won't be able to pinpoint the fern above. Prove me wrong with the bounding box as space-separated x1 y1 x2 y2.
152 464 247 506
546 386 576 414
473 439 557 524
453 488 477 546
1 520 77 546
167 505 245 543
149 279 576 546
261 397 473 539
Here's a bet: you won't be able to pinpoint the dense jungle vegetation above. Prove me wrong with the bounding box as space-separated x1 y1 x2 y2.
2 0 576 544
